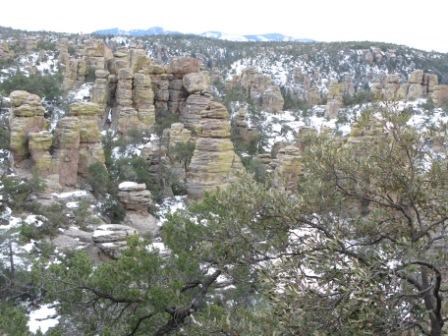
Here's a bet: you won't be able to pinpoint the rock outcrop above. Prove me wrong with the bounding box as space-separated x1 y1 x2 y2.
118 182 152 213
54 117 81 186
28 131 53 175
431 85 448 107
231 68 284 113
9 91 46 164
185 100 243 198
69 102 105 178
92 224 138 258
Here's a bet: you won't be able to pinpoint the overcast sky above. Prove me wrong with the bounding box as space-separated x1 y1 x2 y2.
1 0 447 52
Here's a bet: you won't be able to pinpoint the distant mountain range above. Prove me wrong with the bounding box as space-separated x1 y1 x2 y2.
93 26 315 43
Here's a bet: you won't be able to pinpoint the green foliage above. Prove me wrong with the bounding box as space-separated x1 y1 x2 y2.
36 39 56 51
1 173 45 211
20 203 69 240
280 86 310 111
0 72 62 100
87 162 110 196
0 303 30 335
87 162 126 222
154 112 179 136
169 142 195 170
342 89 373 106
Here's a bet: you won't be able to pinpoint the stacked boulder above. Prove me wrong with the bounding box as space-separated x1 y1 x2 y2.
115 68 141 133
185 99 243 199
54 117 81 186
91 69 109 109
271 145 302 192
9 91 47 165
92 224 138 259
28 131 53 175
406 70 438 101
326 82 344 118
69 102 105 177
117 182 157 237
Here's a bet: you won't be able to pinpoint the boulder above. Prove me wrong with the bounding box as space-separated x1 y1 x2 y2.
92 224 138 243
168 57 201 76
118 182 153 213
407 84 424 101
431 85 448 107
182 72 210 93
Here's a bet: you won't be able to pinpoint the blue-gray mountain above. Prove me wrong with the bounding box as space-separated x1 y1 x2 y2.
93 26 315 42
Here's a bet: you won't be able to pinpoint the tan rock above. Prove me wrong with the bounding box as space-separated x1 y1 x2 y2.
182 72 210 93
431 85 448 107
168 57 201 76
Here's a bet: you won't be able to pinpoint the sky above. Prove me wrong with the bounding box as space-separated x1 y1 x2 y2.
1 0 447 52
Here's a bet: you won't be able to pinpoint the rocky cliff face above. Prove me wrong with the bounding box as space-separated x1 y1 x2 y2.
229 68 284 113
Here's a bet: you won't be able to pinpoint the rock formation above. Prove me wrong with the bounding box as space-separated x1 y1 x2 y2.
9 91 46 165
28 131 53 175
431 85 448 107
92 224 138 258
185 100 243 198
68 102 105 178
231 68 284 113
117 182 158 237
54 117 80 186
118 182 152 213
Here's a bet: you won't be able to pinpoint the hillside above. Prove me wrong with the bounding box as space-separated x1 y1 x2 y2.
0 26 447 335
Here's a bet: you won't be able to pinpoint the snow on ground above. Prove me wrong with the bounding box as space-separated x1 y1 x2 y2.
53 190 88 199
67 82 93 102
27 303 59 334
157 196 187 225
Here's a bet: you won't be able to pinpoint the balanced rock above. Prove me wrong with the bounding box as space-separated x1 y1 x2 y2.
183 72 210 93
168 57 201 77
118 182 153 213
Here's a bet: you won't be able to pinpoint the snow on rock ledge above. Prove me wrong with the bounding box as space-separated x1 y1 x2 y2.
92 224 137 243
118 181 146 191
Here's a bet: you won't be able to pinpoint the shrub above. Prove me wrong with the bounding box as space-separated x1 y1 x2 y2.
87 163 110 196
0 72 62 100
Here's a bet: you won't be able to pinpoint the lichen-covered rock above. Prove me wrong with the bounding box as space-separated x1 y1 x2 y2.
9 91 46 163
182 72 210 93
233 68 284 113
180 93 212 131
54 117 80 186
69 102 102 143
92 70 109 108
184 100 243 198
187 138 243 199
133 72 155 127
28 131 53 174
